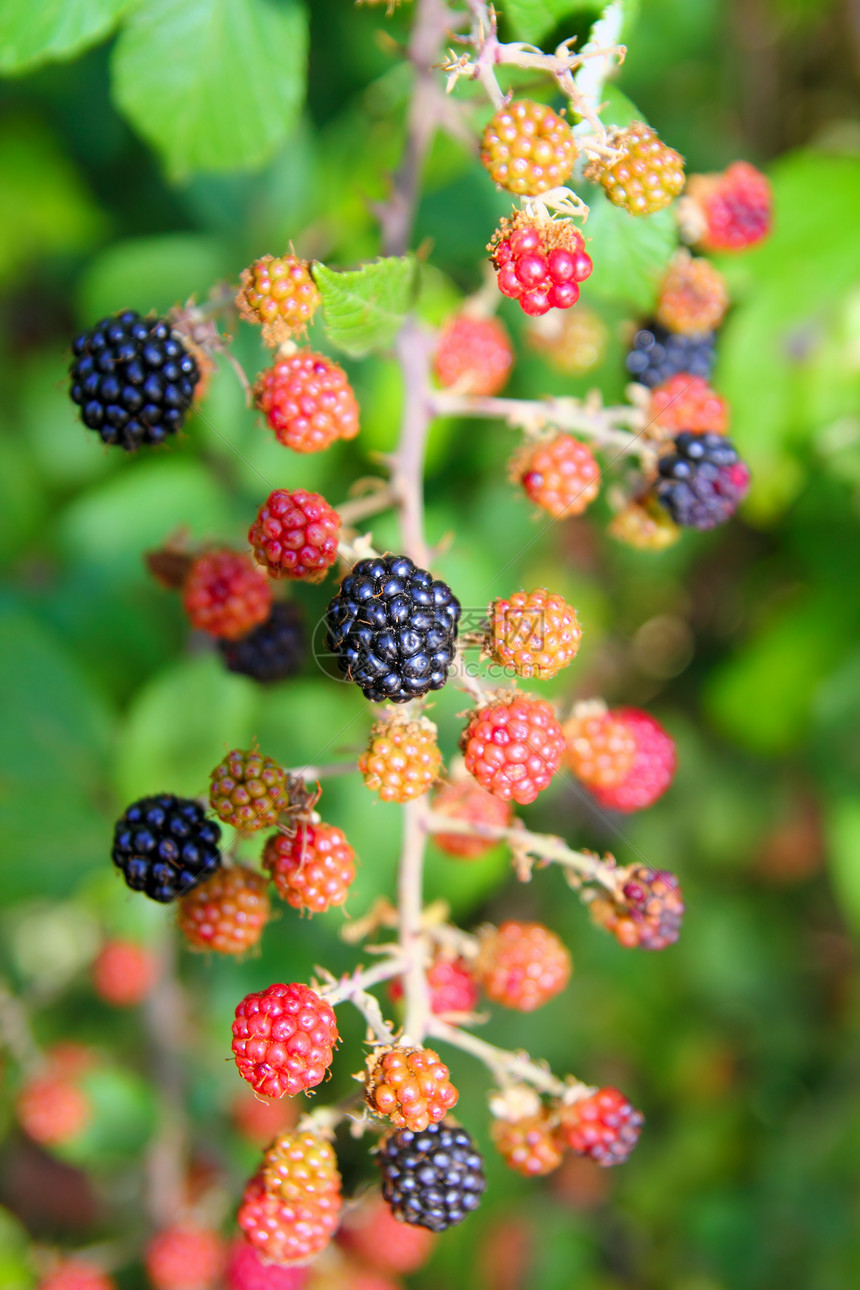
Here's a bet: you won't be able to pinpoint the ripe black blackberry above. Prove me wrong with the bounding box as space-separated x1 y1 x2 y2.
378 1121 486 1232
325 554 460 702
625 322 716 388
69 309 200 450
112 794 222 903
217 601 306 683
655 432 750 530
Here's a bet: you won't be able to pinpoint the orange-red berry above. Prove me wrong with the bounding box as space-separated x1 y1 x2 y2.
514 434 600 518
263 1130 342 1212
237 255 321 347
232 982 338 1098
209 748 289 832
178 865 270 954
656 252 729 335
263 822 356 914
16 1073 90 1146
183 550 272 641
238 1154 340 1267
590 121 684 215
365 1047 459 1131
358 716 442 803
588 707 677 812
563 705 637 790
38 1264 116 1290
92 939 156 1006
492 1111 564 1177
481 100 577 196
434 313 513 396
489 214 592 316
647 373 728 437
460 695 566 805
254 351 359 453
478 920 571 1011
489 588 582 680
145 1225 226 1290
430 776 513 858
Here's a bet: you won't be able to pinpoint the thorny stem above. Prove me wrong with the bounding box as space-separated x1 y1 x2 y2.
336 485 398 528
319 957 407 1007
423 811 622 893
431 389 648 456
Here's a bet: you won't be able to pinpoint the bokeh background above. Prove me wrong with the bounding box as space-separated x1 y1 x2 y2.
2 0 860 1287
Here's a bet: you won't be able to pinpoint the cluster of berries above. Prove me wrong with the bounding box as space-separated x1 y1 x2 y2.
490 1083 644 1177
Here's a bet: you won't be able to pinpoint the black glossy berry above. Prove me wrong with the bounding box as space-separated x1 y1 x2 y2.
325 554 460 703
111 794 222 903
655 432 750 530
217 601 306 683
69 309 200 450
626 322 716 388
378 1121 486 1232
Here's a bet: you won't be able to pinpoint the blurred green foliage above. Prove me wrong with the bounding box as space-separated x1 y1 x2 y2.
1 0 859 1288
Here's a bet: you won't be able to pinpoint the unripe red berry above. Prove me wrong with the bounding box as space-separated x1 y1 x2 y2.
656 252 729 336
556 1087 643 1165
434 314 513 396
262 1132 342 1220
365 1046 459 1131
680 161 772 252
38 1263 116 1290
589 865 684 950
337 1192 436 1274
253 351 359 453
16 1073 90 1146
92 940 157 1006
226 1239 308 1290
488 588 582 680
589 707 676 812
183 550 272 641
231 982 338 1098
358 715 442 803
513 434 600 518
478 921 571 1011
249 489 341 583
178 865 270 954
238 1156 340 1267
263 822 356 914
648 373 728 437
460 694 566 805
145 1225 226 1290
563 704 637 790
481 100 577 196
237 254 321 347
430 776 513 859
489 214 591 317
389 955 479 1017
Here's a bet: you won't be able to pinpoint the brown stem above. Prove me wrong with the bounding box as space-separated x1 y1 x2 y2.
142 926 189 1227
428 1017 584 1097
431 390 648 455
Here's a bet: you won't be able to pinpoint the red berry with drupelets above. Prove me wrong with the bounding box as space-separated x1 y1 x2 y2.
249 489 341 582
231 982 338 1098
489 216 592 317
557 1087 644 1166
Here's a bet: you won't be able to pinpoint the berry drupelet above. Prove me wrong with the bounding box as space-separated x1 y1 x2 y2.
111 794 222 903
654 432 750 530
218 601 306 683
69 310 200 450
377 1121 486 1232
626 323 716 388
325 555 460 703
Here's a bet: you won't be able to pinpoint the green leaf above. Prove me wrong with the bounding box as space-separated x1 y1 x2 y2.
581 188 676 309
501 0 593 44
0 0 130 73
78 233 234 321
314 256 418 357
114 653 257 801
0 119 104 288
111 0 308 178
0 608 116 898
826 798 860 938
